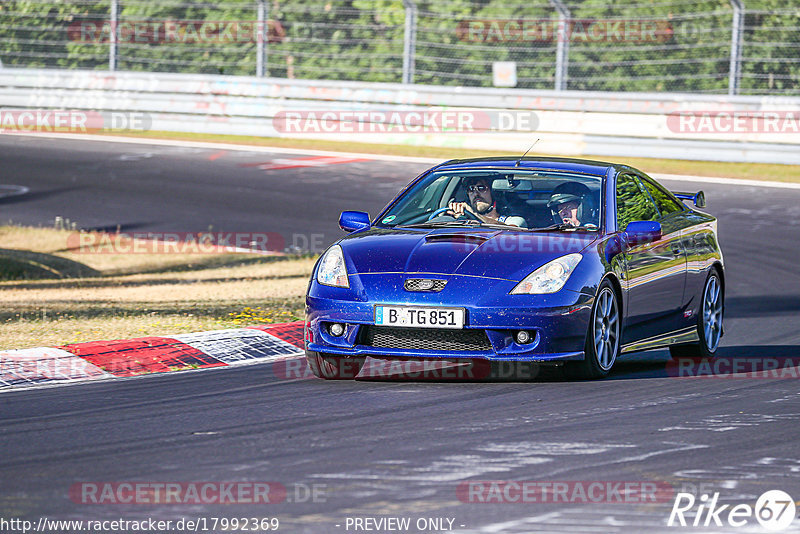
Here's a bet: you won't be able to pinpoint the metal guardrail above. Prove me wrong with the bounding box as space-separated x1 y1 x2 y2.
1 68 799 164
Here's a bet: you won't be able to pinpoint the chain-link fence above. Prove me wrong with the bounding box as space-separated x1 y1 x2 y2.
0 0 797 95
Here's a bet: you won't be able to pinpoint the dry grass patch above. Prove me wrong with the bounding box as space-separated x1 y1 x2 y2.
2 315 222 349
0 225 274 275
0 274 311 305
0 225 315 350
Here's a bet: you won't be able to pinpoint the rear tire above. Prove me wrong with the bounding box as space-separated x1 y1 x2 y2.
669 270 723 359
566 281 620 380
305 351 365 380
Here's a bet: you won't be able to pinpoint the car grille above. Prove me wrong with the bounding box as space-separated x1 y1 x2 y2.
358 326 491 352
404 278 447 292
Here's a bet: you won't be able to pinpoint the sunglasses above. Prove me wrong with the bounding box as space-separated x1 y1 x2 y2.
467 184 489 193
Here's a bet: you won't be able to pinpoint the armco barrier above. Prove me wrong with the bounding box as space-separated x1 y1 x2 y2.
0 322 305 391
1 68 799 164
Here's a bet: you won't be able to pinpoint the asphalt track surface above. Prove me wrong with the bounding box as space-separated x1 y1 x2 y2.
1 136 799 533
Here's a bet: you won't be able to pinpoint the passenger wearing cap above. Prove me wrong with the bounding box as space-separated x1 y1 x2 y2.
548 192 583 227
447 177 527 227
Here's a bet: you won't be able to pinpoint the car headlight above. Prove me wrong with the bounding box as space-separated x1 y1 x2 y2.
317 245 349 288
510 253 582 294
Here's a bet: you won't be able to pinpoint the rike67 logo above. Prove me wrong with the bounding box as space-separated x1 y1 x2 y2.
668 489 796 531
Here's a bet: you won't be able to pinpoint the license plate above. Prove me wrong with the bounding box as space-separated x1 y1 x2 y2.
374 305 465 329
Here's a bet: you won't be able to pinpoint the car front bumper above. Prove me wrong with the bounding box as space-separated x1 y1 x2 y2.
305 273 594 362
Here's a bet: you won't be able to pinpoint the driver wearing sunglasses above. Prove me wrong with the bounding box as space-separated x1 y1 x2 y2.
447 177 526 227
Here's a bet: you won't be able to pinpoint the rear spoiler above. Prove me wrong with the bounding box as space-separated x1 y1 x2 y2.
673 191 706 208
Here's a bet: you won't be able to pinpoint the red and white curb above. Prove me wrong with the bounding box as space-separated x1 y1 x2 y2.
0 322 305 392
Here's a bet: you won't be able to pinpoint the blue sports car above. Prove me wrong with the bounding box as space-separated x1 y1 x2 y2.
305 157 724 380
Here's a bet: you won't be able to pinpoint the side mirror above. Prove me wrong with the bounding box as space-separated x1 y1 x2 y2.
624 221 662 247
694 191 706 208
339 211 370 233
673 191 706 208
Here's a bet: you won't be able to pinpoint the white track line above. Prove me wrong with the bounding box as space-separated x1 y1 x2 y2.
5 132 800 190
0 184 30 199
652 172 800 190
3 132 440 164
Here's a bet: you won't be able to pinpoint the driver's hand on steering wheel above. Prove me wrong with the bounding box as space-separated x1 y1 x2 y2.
447 201 473 218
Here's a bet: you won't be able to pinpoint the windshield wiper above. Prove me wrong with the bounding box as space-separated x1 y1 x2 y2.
472 222 533 231
399 220 482 229
529 223 599 232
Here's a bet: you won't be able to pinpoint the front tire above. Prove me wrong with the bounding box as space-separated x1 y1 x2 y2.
305 351 365 380
567 281 620 380
669 270 723 359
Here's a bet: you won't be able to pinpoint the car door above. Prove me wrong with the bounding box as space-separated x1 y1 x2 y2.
616 173 687 344
637 173 693 308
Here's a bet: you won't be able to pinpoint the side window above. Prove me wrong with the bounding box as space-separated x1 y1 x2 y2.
616 174 658 230
639 176 684 217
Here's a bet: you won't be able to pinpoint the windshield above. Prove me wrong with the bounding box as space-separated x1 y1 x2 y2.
377 168 603 231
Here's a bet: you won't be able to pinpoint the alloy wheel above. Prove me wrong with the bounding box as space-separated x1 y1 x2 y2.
703 275 723 352
593 287 620 371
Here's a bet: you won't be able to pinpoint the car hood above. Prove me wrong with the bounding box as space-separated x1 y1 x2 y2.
338 227 599 281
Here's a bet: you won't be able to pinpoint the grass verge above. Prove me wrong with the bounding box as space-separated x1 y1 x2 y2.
107 130 800 183
0 225 314 350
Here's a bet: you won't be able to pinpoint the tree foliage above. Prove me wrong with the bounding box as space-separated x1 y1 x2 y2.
0 0 797 94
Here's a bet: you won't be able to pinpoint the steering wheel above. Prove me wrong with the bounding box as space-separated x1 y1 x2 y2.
427 207 452 221
427 206 481 221
454 208 481 221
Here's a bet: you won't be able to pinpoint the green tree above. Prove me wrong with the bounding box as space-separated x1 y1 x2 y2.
0 0 796 94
